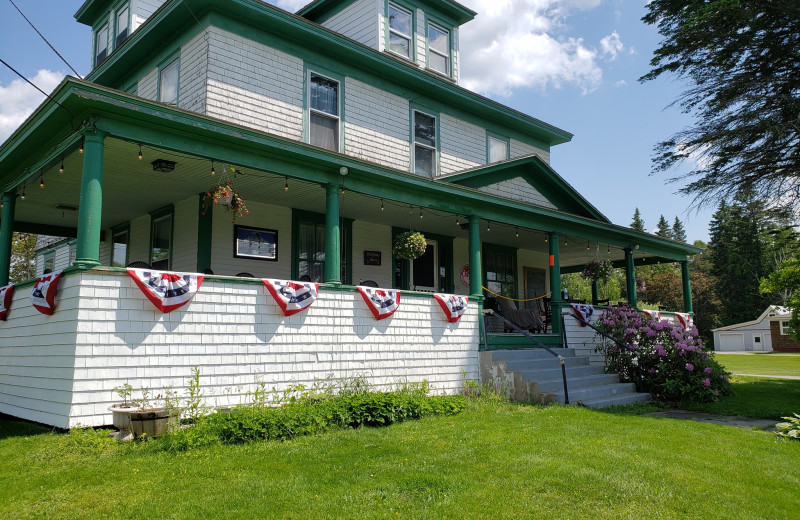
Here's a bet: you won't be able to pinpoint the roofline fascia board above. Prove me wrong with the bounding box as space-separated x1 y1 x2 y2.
84 0 572 146
297 0 477 25
0 79 699 260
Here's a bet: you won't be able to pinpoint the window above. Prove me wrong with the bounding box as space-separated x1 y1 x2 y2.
780 321 791 335
112 229 129 267
151 212 173 270
293 211 351 284
413 110 437 176
488 135 509 163
115 4 130 48
69 244 77 265
427 23 450 75
43 253 55 274
387 3 412 59
159 58 179 106
95 25 109 65
309 72 340 151
484 245 517 298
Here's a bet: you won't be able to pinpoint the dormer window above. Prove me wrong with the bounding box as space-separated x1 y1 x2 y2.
116 4 130 48
95 25 109 65
388 3 412 59
427 23 450 75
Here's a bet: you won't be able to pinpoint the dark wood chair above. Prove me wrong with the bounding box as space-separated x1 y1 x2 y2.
593 298 610 306
359 279 378 287
236 272 254 278
126 261 151 269
496 297 543 333
536 296 552 333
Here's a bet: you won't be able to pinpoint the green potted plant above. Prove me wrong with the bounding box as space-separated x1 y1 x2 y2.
580 259 613 282
201 181 248 223
109 385 179 440
393 231 427 261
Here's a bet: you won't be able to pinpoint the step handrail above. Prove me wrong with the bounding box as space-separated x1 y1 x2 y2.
483 308 569 404
567 313 643 393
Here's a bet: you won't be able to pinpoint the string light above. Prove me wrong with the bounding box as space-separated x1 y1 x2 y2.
20 185 26 200
210 161 215 176
564 238 568 246
40 175 44 188
455 215 460 226
586 241 590 250
607 244 611 254
79 136 84 154
380 199 384 211
59 156 64 173
515 227 519 238
486 220 491 232
419 207 423 219
544 235 548 243
284 176 289 191
138 145 142 160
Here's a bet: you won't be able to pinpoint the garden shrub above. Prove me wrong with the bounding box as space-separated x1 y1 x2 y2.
594 304 731 402
776 414 800 441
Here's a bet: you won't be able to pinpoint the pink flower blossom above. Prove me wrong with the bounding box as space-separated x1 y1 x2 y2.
702 378 710 387
685 363 694 371
704 367 712 374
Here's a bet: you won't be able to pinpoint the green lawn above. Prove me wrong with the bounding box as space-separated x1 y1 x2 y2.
680 376 800 419
716 353 800 377
2 402 798 519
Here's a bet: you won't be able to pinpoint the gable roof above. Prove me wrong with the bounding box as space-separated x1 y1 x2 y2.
297 0 477 25
438 155 609 222
712 305 793 332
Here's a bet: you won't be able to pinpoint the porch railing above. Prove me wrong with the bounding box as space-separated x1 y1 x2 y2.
482 308 570 404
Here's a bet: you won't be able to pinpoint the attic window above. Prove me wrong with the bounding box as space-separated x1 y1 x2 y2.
116 4 130 48
427 23 450 75
388 4 412 59
95 25 109 65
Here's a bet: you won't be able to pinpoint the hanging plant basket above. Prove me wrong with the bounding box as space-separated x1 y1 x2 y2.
580 259 613 282
393 231 427 261
201 181 248 223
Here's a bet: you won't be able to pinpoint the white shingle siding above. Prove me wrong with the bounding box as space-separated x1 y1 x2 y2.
415 8 426 68
439 113 484 174
479 177 557 209
205 27 304 140
179 31 209 114
0 271 479 428
351 221 393 287
137 68 158 100
511 138 550 164
131 0 166 30
321 0 381 49
344 78 410 170
451 26 460 84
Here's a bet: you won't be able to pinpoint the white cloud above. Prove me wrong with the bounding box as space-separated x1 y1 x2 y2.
459 0 622 97
614 79 628 87
674 139 715 170
272 0 309 12
0 69 64 143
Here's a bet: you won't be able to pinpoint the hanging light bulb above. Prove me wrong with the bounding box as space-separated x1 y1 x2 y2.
586 241 590 250
40 175 44 188
138 145 143 160
79 136 84 154
21 185 26 200
455 216 460 226
210 161 216 176
607 244 611 254
284 177 289 191
544 235 548 243
380 199 385 211
340 185 345 194
419 207 423 219
59 156 64 174
515 227 519 238
487 220 491 232
564 238 568 246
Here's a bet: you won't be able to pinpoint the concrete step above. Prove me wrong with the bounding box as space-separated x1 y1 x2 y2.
548 382 637 403
519 364 606 381
490 348 577 361
536 373 620 394
580 392 652 409
504 356 589 371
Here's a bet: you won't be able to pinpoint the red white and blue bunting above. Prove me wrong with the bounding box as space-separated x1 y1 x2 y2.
570 303 594 326
675 312 691 329
358 286 400 320
434 293 468 323
263 279 319 316
30 270 62 316
127 269 204 313
643 309 662 321
0 283 14 321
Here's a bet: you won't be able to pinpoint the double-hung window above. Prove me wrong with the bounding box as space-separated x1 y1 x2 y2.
780 321 791 335
151 211 173 270
309 72 340 152
387 3 412 59
159 58 179 106
95 25 109 66
413 110 437 176
43 253 55 274
488 135 509 163
111 227 129 267
427 23 450 75
115 4 130 48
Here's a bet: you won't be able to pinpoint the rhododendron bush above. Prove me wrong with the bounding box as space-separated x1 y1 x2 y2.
594 304 731 402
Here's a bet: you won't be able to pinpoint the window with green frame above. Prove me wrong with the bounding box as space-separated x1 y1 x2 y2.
159 57 180 106
95 24 109 66
150 206 173 270
483 244 517 298
426 21 450 76
111 223 130 267
292 210 352 284
43 252 55 274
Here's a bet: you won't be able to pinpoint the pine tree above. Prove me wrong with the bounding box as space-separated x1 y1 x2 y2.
672 217 687 242
655 215 672 239
631 208 645 232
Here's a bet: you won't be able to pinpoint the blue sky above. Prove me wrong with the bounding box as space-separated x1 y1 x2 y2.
0 0 714 242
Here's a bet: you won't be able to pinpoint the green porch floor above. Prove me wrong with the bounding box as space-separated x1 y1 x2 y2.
483 333 563 350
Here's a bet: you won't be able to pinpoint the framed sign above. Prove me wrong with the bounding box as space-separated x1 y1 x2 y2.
234 225 278 261
363 250 381 266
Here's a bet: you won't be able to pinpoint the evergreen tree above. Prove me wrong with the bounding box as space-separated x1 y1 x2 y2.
631 208 645 232
9 233 37 283
672 217 687 243
655 215 673 239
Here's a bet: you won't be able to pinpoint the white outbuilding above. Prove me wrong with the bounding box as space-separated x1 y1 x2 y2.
712 306 791 352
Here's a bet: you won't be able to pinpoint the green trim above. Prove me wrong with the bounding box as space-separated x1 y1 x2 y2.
424 17 453 79
197 194 212 272
110 221 130 267
0 192 16 285
410 104 440 176
157 52 181 106
94 22 110 67
624 248 638 308
149 204 175 270
113 1 131 50
482 242 518 299
485 334 562 350
385 1 417 63
681 260 693 314
74 129 106 268
301 0 476 25
468 216 481 297
291 207 353 284
324 183 340 283
486 131 510 163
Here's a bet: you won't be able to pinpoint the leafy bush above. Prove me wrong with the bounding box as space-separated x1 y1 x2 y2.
594 304 732 402
776 413 800 441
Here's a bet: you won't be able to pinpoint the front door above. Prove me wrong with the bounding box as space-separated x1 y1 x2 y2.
411 240 438 292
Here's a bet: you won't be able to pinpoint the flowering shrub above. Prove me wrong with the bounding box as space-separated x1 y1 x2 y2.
202 181 248 223
580 259 614 282
594 304 731 402
393 231 427 260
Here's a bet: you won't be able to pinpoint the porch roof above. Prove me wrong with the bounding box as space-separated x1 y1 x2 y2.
0 78 701 267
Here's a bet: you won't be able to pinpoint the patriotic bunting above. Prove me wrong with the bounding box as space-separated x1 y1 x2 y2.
571 303 594 326
127 269 203 313
433 293 468 323
30 270 63 315
0 283 14 321
643 309 662 321
263 279 319 316
358 286 400 320
675 312 691 329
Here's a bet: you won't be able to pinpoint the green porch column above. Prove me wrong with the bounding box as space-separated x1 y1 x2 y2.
324 183 340 284
681 260 693 314
548 232 562 336
468 216 481 298
624 248 638 308
591 279 599 305
0 191 16 285
74 129 106 268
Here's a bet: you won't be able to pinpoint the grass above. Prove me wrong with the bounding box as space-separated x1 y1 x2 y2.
679 376 800 419
716 353 800 377
2 400 799 519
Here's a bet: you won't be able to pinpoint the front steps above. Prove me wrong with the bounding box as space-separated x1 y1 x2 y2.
479 348 651 408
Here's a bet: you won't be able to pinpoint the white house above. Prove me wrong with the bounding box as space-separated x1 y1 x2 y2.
711 306 793 352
